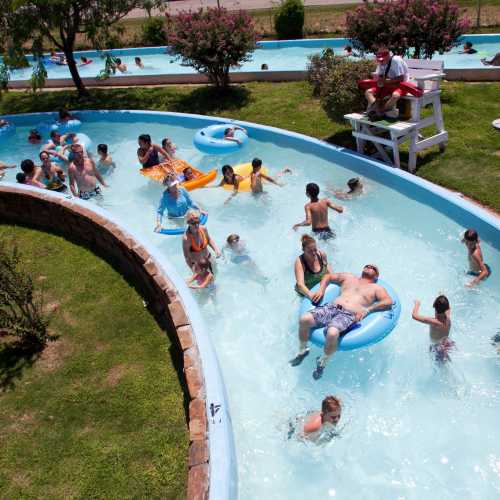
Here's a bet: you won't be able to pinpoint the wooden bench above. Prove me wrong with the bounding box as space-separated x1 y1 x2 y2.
344 58 448 172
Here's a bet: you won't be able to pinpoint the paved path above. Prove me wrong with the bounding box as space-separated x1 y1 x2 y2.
128 0 362 18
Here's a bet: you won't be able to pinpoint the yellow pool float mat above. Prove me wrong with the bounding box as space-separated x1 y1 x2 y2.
222 163 268 192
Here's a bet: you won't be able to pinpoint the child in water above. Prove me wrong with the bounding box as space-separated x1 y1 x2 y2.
288 395 342 443
249 157 291 194
28 129 42 144
223 126 247 145
187 258 215 290
96 144 116 175
412 295 453 364
224 234 269 284
463 228 491 286
135 57 144 69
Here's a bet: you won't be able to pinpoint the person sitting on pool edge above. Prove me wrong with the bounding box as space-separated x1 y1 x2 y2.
155 173 201 230
223 125 247 145
182 209 221 271
412 295 453 364
292 182 344 240
462 228 491 286
333 177 363 200
137 134 172 170
290 264 392 379
295 234 332 303
459 41 477 54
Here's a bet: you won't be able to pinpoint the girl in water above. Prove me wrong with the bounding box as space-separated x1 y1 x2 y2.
206 164 244 204
187 258 215 290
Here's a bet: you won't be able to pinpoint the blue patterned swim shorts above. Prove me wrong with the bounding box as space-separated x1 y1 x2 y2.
311 303 356 335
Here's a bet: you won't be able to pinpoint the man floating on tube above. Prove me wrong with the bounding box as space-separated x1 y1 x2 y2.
358 47 423 121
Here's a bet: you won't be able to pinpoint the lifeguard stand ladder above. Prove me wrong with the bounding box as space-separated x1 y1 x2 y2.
344 59 448 173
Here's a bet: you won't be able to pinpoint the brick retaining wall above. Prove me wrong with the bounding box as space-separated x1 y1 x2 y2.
0 185 209 500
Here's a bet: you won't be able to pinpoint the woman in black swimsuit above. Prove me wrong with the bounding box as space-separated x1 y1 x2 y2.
294 234 332 303
137 134 170 169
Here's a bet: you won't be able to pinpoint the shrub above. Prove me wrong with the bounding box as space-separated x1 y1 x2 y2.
274 0 305 40
345 0 469 59
141 16 167 46
165 8 256 89
307 48 343 97
319 58 376 123
0 242 50 346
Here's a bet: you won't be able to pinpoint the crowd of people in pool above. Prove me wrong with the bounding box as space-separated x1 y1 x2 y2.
0 110 495 443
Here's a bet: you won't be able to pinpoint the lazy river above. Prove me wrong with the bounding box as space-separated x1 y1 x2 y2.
4 34 500 82
1 111 500 499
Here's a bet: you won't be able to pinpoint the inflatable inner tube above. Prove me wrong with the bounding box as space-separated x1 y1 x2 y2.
0 122 16 141
299 280 401 351
38 118 82 137
158 212 208 236
222 163 268 192
193 124 248 155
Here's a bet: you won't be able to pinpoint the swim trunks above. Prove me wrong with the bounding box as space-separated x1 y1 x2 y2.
79 186 101 200
467 263 491 278
429 338 455 363
312 226 335 240
311 303 356 336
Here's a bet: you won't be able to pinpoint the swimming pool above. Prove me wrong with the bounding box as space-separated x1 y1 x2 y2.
1 111 500 499
4 34 500 83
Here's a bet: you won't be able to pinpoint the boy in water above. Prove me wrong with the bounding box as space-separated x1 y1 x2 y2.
463 228 491 287
412 295 453 363
288 395 342 443
135 57 144 69
333 177 363 200
96 144 116 175
224 233 269 284
249 157 284 194
293 183 344 240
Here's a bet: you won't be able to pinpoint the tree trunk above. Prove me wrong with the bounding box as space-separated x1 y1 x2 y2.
476 0 482 28
64 47 88 97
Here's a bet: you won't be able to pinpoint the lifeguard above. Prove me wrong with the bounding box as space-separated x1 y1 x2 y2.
358 48 423 121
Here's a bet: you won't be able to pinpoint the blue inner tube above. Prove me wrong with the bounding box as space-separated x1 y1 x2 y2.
0 122 16 140
37 118 82 137
193 124 248 155
299 280 401 351
158 212 208 236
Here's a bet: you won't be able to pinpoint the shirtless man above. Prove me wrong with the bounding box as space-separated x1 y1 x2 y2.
68 144 107 199
293 183 343 240
290 264 392 379
412 295 453 363
463 228 491 286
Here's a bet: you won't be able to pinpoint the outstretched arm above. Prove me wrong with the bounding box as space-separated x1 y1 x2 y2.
327 199 344 213
293 205 312 230
411 300 443 327
261 172 281 186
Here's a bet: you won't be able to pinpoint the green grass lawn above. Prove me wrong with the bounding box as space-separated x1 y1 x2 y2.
0 225 188 499
1 80 499 210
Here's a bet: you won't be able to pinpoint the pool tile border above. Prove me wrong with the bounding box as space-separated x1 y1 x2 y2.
0 184 213 500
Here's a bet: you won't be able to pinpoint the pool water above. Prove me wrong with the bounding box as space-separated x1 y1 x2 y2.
5 35 500 81
2 117 500 499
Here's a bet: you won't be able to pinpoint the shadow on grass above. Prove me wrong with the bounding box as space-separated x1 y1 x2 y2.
324 129 356 149
0 339 43 391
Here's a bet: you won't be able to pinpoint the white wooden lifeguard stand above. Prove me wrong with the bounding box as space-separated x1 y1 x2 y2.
344 59 448 172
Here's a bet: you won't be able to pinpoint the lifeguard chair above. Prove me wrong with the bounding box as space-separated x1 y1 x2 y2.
344 59 448 172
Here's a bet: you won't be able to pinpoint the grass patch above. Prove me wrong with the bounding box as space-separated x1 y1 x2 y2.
1 80 499 210
0 225 188 498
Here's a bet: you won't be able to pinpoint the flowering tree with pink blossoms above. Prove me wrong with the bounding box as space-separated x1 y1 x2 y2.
345 0 469 59
165 8 256 89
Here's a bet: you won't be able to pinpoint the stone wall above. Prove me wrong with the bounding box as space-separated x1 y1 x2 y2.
0 185 209 500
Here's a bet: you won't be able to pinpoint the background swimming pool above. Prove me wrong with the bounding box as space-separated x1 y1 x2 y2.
5 34 500 81
1 114 500 499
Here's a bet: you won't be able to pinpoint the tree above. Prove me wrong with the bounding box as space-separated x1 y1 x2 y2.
165 8 256 89
0 1 161 97
274 0 305 40
345 0 469 59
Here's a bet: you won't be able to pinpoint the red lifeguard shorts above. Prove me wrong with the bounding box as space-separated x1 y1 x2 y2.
358 79 423 99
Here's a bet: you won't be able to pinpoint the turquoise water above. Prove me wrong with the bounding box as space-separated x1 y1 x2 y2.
5 35 500 81
1 117 500 499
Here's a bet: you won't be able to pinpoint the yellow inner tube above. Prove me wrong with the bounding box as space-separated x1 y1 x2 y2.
222 163 268 192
